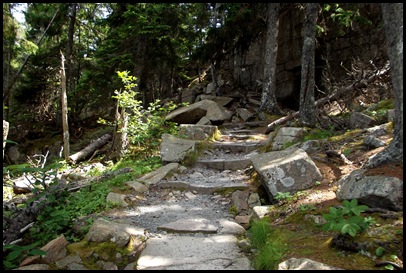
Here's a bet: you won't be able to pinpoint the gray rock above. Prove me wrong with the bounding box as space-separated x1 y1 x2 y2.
364 135 386 148
252 206 272 219
160 134 196 164
349 112 377 129
268 127 305 151
106 192 128 207
278 257 343 270
251 148 322 200
165 100 228 125
336 169 403 211
136 234 253 270
125 181 149 194
157 219 218 234
178 124 219 140
137 162 181 186
84 218 144 248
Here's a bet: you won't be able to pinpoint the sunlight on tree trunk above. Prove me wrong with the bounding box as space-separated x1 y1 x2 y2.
60 51 70 160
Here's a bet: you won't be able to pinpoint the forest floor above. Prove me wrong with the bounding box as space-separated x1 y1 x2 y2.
249 123 403 270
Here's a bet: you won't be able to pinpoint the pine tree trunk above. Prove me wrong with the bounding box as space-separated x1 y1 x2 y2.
299 3 318 127
260 3 284 115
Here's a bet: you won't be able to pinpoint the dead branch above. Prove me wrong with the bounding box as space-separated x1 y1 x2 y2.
69 133 112 163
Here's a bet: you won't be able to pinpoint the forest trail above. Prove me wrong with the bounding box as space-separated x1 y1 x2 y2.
104 123 268 270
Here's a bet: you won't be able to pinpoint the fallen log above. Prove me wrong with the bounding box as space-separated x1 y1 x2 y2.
265 63 390 134
69 133 112 163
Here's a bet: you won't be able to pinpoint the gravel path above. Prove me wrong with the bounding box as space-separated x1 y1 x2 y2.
103 126 266 270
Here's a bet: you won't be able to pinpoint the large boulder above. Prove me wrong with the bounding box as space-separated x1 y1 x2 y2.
251 147 322 201
160 134 196 164
165 100 228 125
84 218 145 248
336 169 403 211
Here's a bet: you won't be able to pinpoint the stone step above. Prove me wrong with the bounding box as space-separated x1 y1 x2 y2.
209 142 261 153
196 158 252 171
156 180 250 194
136 234 253 270
157 219 218 234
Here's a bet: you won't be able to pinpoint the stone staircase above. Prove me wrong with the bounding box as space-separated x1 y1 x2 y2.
131 124 268 270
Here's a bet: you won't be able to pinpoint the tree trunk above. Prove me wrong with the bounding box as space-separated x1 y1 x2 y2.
3 120 9 159
299 3 318 127
69 133 112 163
60 51 70 160
66 3 77 116
108 97 129 162
365 3 403 168
260 3 284 115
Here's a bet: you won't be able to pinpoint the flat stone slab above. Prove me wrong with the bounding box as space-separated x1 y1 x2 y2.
157 180 249 194
197 158 252 171
136 234 254 270
157 219 218 234
211 142 261 153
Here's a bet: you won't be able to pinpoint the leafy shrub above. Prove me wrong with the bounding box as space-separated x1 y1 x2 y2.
98 71 179 158
322 199 375 237
3 243 46 270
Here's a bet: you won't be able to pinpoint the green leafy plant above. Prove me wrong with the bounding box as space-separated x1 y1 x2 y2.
3 243 46 270
375 246 385 257
274 192 293 202
299 204 316 211
322 199 375 237
98 71 179 158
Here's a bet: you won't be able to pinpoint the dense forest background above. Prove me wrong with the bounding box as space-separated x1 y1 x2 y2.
2 3 400 166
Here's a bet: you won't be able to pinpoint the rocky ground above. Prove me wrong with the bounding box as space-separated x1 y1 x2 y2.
4 118 403 270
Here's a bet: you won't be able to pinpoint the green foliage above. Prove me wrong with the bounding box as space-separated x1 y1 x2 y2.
274 192 293 202
249 219 272 249
248 219 288 270
321 4 372 36
3 242 46 270
99 71 179 158
302 127 335 142
26 155 161 245
375 246 384 257
322 199 375 237
299 204 316 211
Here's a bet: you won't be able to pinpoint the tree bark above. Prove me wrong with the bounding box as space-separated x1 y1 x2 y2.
66 3 77 115
265 64 390 134
364 3 403 168
69 133 112 163
260 3 284 115
60 51 70 160
299 3 318 127
3 120 9 159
